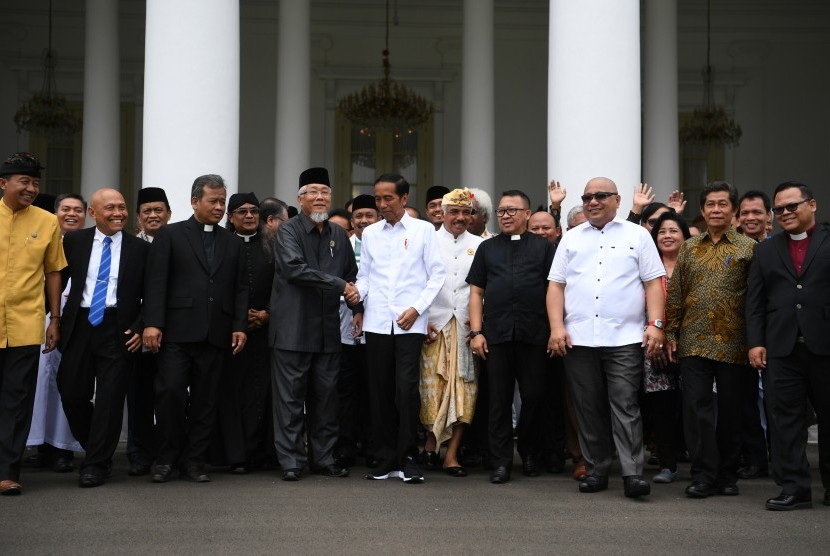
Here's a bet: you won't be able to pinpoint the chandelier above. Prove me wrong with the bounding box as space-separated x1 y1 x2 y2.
14 0 82 139
339 0 433 133
680 0 741 148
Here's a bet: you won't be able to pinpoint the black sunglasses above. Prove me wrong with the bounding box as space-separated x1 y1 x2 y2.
581 192 618 203
771 198 811 216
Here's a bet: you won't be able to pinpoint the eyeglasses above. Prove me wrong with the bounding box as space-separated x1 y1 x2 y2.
771 198 811 216
646 217 659 226
300 189 331 198
581 192 618 203
495 207 526 218
232 208 260 216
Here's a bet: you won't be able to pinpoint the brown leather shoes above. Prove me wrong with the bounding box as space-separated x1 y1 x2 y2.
0 480 22 496
573 463 587 481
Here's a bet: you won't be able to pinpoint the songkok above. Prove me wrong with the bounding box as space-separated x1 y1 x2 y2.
136 187 170 211
442 188 474 208
351 194 377 212
0 152 44 178
228 192 260 213
425 185 449 204
299 167 331 189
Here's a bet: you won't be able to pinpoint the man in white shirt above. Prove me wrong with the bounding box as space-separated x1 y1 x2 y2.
355 173 446 483
547 177 666 498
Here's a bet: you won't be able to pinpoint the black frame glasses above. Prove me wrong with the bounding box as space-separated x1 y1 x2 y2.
495 207 526 218
771 198 811 216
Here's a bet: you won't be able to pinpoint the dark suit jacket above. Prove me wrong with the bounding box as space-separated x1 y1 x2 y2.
746 222 830 357
143 216 248 349
59 227 149 353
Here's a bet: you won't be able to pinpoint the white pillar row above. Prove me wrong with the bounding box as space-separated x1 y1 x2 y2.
142 0 240 222
547 0 641 219
81 0 120 201
274 0 310 203
461 0 495 200
643 0 679 203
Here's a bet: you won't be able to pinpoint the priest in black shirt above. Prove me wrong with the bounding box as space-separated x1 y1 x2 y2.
466 190 556 484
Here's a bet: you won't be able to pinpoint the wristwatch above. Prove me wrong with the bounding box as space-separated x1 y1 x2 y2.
648 319 664 329
470 330 483 337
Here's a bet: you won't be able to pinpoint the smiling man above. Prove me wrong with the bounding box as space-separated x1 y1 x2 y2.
746 182 830 511
269 168 359 481
666 181 756 500
136 187 172 242
738 190 771 242
547 177 665 498
0 152 66 496
142 174 249 484
57 189 149 488
467 190 556 484
424 186 449 230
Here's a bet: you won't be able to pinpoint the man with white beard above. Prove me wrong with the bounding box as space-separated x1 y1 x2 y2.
269 167 361 481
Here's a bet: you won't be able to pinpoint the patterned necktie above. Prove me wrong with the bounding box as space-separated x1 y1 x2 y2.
88 236 112 326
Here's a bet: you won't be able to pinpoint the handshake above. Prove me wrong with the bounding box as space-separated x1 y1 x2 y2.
343 282 360 305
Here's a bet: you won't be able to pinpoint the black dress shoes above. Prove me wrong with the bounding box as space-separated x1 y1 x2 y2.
78 472 104 488
52 457 74 473
824 490 830 506
490 465 511 484
522 455 540 477
579 475 608 493
765 491 812 511
685 481 713 498
180 466 211 483
282 468 302 481
718 482 740 496
152 464 174 483
314 464 349 478
737 464 769 480
623 475 651 498
229 464 249 475
128 462 152 477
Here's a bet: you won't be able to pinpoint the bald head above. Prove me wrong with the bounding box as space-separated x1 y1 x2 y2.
89 188 128 236
582 177 620 229
528 211 559 243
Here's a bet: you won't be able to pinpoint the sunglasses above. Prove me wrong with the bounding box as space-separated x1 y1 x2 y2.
581 192 617 203
771 198 811 216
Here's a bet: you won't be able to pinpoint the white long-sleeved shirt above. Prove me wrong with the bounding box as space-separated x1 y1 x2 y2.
356 211 447 335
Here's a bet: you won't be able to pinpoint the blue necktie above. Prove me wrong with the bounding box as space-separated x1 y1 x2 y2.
88 236 112 326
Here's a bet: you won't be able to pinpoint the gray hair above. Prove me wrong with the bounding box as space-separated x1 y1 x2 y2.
191 174 226 200
566 206 584 228
468 188 492 223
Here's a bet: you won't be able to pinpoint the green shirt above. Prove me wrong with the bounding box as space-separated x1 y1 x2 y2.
665 228 755 364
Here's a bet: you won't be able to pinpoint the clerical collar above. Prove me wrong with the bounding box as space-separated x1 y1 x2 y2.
236 232 257 243
510 234 521 241
203 224 214 232
789 225 815 241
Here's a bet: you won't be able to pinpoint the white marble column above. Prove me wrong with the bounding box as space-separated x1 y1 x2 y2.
142 0 239 221
274 0 310 203
461 0 495 200
643 0 678 203
548 0 641 217
81 0 120 201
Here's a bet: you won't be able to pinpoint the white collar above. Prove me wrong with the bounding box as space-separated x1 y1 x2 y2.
236 232 257 243
789 231 808 240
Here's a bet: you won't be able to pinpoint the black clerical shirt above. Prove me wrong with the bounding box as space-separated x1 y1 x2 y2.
465 231 556 346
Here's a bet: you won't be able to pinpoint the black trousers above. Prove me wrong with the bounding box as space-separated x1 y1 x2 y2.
155 341 223 469
763 344 830 494
463 357 490 458
336 342 372 460
644 388 680 472
680 356 752 485
0 345 40 482
57 310 133 474
365 331 424 474
127 351 158 466
541 355 567 465
487 341 548 468
272 348 340 470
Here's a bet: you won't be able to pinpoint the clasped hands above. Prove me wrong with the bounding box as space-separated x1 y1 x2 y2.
343 282 360 305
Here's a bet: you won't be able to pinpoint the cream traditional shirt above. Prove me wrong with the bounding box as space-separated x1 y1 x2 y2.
428 227 483 332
